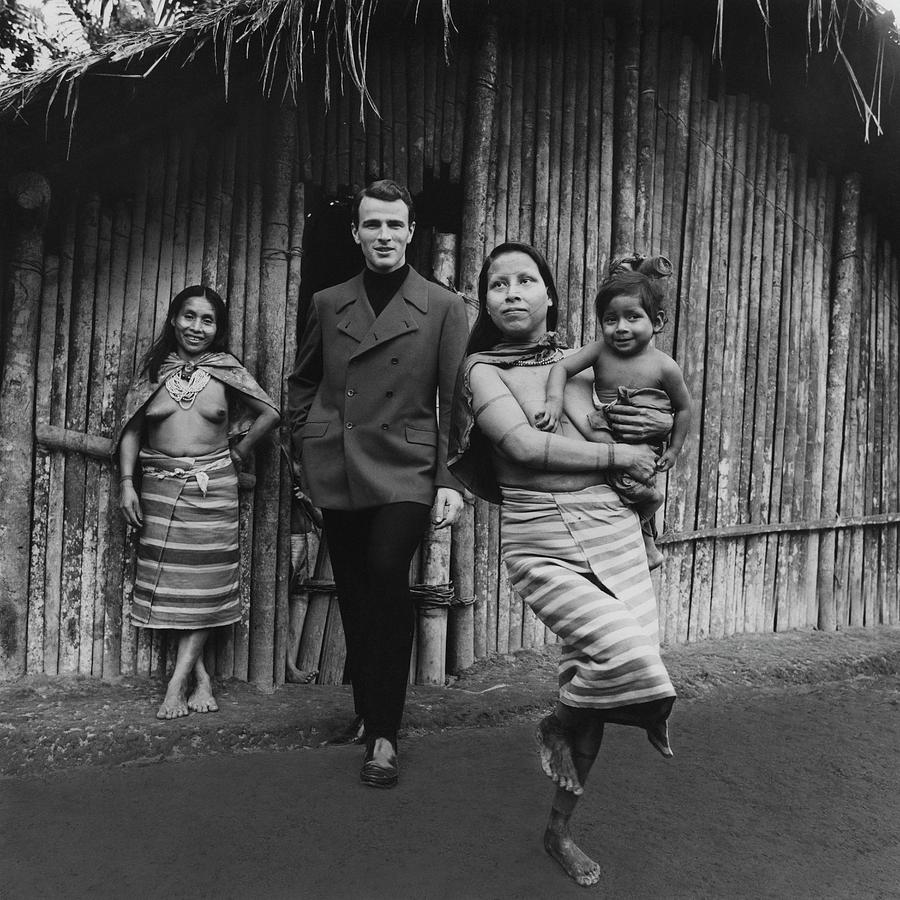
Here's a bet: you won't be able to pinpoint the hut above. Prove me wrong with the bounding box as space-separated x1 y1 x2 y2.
1 0 899 688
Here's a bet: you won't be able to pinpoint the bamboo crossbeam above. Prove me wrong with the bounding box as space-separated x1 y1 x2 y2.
658 511 900 544
34 424 256 490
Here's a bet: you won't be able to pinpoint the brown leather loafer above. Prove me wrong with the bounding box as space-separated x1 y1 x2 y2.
360 737 399 788
325 715 367 746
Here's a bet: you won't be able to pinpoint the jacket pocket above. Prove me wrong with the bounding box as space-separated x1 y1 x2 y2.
405 425 438 447
301 422 329 438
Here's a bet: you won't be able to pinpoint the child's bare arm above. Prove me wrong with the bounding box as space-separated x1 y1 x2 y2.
656 358 692 472
535 343 602 431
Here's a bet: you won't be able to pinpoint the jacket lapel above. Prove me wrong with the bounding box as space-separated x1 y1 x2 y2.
335 274 374 344
349 268 429 359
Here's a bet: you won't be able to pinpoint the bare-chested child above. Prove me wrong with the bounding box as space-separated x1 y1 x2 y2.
535 268 692 568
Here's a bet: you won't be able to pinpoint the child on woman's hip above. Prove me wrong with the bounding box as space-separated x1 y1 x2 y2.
535 260 692 569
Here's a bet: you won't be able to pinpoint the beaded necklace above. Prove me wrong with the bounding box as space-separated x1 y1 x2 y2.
164 363 211 409
511 347 565 367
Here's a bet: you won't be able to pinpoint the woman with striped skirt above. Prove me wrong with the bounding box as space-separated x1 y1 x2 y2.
449 243 677 888
117 286 280 720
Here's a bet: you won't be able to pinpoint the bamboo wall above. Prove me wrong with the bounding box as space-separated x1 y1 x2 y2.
1 0 898 685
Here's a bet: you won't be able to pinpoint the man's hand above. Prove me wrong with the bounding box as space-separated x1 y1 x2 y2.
605 405 674 442
431 488 464 528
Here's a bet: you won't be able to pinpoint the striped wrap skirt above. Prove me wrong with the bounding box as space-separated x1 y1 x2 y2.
500 483 675 710
131 446 241 630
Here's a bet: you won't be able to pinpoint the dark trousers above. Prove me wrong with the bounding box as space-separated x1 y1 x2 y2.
322 502 431 741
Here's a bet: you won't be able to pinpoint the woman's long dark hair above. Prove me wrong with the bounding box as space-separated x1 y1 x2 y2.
465 242 560 355
142 285 230 382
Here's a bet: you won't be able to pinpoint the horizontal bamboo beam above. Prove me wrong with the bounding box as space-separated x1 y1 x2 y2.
34 424 256 489
658 511 900 545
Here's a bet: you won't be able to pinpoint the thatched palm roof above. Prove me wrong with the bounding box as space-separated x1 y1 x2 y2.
0 0 452 122
0 0 896 138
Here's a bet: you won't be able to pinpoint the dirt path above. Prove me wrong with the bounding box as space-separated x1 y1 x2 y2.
4 675 899 899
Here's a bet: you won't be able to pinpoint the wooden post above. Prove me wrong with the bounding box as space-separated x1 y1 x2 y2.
0 172 50 678
459 13 499 311
818 173 861 631
27 253 59 674
249 103 295 688
611 0 641 257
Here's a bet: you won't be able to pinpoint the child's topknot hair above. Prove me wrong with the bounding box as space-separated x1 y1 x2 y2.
595 270 668 325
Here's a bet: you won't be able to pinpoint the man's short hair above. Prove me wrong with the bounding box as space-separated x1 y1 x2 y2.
351 179 416 225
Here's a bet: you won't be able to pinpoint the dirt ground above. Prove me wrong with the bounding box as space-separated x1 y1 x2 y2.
2 626 899 776
2 628 900 899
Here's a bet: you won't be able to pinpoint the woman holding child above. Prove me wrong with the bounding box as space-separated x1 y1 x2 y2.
448 243 682 888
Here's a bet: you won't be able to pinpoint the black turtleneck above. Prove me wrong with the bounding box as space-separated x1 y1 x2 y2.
363 263 410 318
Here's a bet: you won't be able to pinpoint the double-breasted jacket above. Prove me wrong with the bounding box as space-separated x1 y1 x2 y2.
287 266 469 509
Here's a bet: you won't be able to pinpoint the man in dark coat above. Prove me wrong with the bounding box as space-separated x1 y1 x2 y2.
288 179 468 788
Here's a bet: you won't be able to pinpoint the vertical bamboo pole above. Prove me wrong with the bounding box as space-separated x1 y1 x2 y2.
555 2 578 340
506 24 524 242
635 0 659 251
185 140 208 289
101 200 132 677
365 48 383 182
1 176 47 676
80 204 112 675
742 117 775 634
801 167 827 627
27 252 59 673
598 16 616 279
493 36 513 244
424 33 438 174
532 5 551 254
566 9 590 354
58 193 100 673
545 3 565 264
250 103 295 688
611 1 641 257
439 40 457 176
392 32 409 186
0 174 49 678
409 36 426 196
170 126 194 297
450 38 471 186
855 214 881 626
583 5 605 343
518 17 537 246
666 47 708 643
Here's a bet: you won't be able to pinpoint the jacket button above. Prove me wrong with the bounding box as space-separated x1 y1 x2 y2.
386 391 393 398
346 422 354 429
390 357 399 365
381 423 389 430
347 389 356 397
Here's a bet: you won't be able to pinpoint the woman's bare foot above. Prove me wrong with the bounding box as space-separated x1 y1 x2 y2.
544 826 602 886
285 663 318 684
536 714 583 794
187 674 219 713
157 683 190 720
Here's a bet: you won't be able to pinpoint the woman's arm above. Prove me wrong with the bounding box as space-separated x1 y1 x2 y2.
230 395 281 468
470 364 658 481
118 412 144 527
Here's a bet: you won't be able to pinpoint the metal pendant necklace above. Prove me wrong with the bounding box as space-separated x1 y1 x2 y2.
165 363 211 409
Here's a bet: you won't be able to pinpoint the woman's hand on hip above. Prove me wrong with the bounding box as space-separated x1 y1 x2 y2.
604 405 674 442
119 481 143 528
614 444 659 483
